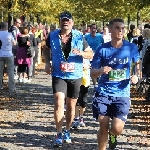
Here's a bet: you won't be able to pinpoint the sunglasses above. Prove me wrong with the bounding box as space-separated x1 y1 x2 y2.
17 22 21 24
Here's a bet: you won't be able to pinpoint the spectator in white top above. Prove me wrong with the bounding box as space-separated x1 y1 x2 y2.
0 22 16 92
103 25 111 43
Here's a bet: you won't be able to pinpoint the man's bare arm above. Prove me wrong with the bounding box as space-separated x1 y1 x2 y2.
81 47 93 59
72 46 93 59
43 47 51 64
135 60 142 78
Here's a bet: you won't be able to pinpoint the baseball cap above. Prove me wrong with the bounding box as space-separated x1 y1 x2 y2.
60 11 73 20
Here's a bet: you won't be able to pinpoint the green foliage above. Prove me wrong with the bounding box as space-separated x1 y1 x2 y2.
0 0 149 24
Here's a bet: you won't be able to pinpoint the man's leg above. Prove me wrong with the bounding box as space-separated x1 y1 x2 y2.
109 97 130 149
79 85 88 127
110 117 125 135
92 92 111 150
65 78 81 130
64 78 81 142
75 105 80 118
108 117 125 150
92 78 97 90
97 116 110 150
72 97 80 129
12 48 18 79
0 58 4 89
52 76 67 147
5 57 15 91
66 97 77 130
54 92 65 133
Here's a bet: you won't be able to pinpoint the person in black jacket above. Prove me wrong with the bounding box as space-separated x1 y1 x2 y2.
127 24 135 42
26 24 37 80
9 18 22 79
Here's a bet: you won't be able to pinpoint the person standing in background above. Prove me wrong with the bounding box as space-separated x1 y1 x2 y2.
0 22 16 93
9 18 22 80
85 23 104 91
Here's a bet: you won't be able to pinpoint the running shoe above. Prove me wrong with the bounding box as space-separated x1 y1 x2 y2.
53 133 63 147
109 132 117 150
79 117 85 127
63 130 71 143
72 118 80 129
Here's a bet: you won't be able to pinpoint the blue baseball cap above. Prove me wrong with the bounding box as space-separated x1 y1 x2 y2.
60 11 73 20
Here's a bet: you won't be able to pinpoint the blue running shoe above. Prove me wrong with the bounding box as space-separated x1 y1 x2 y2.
63 130 71 143
72 118 80 129
53 133 63 147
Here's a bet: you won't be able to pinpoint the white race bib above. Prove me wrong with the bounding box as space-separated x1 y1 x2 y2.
60 62 75 72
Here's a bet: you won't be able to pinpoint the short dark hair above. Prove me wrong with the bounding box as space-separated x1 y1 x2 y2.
130 24 135 31
14 18 17 23
109 18 124 28
90 23 97 29
20 27 29 35
103 24 109 30
0 22 8 29
144 24 150 29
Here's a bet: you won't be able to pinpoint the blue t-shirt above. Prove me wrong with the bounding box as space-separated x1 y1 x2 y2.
91 40 140 97
85 33 104 52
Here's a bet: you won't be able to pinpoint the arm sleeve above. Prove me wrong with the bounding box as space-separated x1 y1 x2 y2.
101 35 104 44
33 35 37 47
83 38 89 50
36 37 41 45
12 30 17 41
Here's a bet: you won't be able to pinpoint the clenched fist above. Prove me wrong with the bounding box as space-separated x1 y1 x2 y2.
100 66 112 74
130 75 139 84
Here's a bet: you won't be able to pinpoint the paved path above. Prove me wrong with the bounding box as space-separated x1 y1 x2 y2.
0 63 150 150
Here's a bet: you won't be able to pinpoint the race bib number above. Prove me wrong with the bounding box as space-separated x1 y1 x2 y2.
109 69 127 81
60 62 75 72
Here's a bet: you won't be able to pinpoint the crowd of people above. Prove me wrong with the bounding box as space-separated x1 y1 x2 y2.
0 19 52 93
0 11 150 150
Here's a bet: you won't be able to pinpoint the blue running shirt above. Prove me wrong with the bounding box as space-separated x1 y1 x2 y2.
91 40 140 97
85 33 104 52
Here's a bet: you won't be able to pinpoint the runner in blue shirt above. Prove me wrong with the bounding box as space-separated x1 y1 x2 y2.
85 23 104 53
91 18 141 150
85 23 104 90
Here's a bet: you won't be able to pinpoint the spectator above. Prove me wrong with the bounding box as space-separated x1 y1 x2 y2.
9 18 22 79
15 27 31 83
0 22 16 92
127 24 135 42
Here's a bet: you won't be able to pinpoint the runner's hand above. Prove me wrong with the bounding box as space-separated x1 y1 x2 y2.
45 63 51 75
130 75 138 84
99 66 112 74
72 49 82 56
